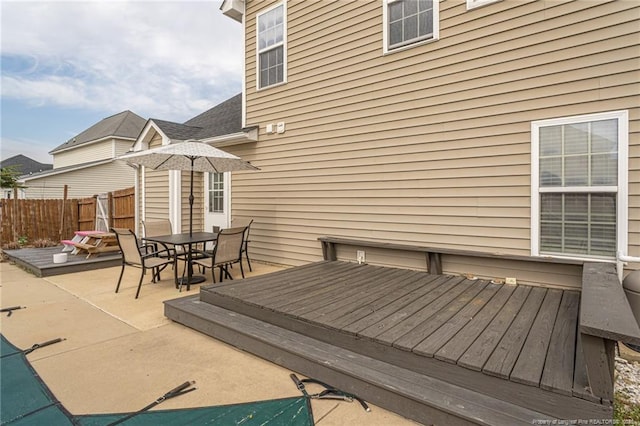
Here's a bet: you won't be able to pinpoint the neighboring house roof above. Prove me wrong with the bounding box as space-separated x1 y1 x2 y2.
150 93 243 141
1 154 52 175
49 110 146 154
150 119 202 141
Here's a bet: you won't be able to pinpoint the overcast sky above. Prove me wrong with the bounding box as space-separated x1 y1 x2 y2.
1 0 243 164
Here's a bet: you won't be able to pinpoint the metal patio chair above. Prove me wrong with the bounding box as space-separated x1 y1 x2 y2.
193 226 246 284
230 218 254 272
111 227 175 299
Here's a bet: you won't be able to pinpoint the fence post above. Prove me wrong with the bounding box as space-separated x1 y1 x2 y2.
12 188 18 242
59 185 68 240
108 191 114 230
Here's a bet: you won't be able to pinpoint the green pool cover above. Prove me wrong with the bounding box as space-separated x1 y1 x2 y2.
1 334 313 425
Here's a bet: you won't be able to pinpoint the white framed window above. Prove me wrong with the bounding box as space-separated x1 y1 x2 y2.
383 0 439 53
257 3 286 89
531 110 628 260
466 0 501 10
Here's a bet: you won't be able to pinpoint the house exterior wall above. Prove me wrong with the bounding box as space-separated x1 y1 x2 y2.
53 139 118 168
21 161 134 199
230 0 639 288
141 134 170 230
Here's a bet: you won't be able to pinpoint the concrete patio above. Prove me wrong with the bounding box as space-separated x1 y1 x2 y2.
0 258 415 425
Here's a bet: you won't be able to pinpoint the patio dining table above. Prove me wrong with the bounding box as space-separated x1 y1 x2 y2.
142 231 218 291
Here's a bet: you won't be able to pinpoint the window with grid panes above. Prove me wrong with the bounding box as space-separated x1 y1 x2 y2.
257 4 285 89
385 0 438 51
532 111 628 259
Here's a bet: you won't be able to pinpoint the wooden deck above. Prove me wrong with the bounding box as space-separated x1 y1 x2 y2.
165 260 613 424
3 246 122 277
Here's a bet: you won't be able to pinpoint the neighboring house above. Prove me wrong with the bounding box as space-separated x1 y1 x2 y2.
130 94 258 235
19 111 146 199
217 0 639 288
0 155 52 198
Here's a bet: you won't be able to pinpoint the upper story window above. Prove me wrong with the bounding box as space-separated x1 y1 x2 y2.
257 3 286 89
466 0 501 10
531 111 628 260
384 0 439 53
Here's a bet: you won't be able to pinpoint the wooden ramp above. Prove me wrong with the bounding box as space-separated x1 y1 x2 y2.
165 261 612 425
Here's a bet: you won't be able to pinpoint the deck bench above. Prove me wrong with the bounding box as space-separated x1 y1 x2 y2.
318 236 583 274
579 263 640 402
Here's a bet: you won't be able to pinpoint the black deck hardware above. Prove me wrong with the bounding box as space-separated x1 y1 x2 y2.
106 381 196 426
291 373 370 412
1 306 26 317
23 338 65 355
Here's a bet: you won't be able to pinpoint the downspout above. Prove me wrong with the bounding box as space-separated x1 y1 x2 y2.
617 251 640 282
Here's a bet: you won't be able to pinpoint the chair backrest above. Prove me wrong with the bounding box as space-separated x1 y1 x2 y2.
230 218 253 242
111 228 142 266
143 219 172 237
213 227 245 265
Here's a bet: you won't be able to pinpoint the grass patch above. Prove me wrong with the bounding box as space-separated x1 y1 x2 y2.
614 391 640 424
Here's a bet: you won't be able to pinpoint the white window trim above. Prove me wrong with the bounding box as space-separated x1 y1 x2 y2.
382 0 439 55
466 0 501 10
531 110 629 261
255 1 287 91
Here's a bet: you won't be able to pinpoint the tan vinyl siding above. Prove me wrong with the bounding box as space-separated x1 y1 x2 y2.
235 0 640 287
53 139 116 168
21 161 134 199
144 169 169 220
114 140 135 157
143 134 170 224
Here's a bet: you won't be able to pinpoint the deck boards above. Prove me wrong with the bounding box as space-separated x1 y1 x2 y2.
206 261 588 398
457 285 531 371
342 274 451 335
3 246 121 277
540 291 580 395
510 289 563 386
366 276 469 342
482 287 547 379
433 284 515 363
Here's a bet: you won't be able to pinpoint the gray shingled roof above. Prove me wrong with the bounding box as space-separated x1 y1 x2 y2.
50 110 146 153
0 154 52 175
150 93 242 141
150 119 202 141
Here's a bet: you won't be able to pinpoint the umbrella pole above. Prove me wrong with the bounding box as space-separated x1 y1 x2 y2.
189 157 194 237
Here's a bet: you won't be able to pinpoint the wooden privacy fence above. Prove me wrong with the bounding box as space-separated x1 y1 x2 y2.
0 198 79 245
110 187 136 229
1 187 135 246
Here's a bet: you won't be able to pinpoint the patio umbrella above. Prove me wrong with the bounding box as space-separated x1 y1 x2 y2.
118 139 258 236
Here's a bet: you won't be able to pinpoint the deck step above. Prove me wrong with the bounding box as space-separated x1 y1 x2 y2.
165 295 550 426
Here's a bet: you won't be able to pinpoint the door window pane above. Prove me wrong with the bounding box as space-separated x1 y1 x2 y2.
208 173 224 213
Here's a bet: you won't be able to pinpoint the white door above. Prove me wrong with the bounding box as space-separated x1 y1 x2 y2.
204 172 230 233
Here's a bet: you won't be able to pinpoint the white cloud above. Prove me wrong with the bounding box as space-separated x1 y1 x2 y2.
1 136 53 164
1 0 243 121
